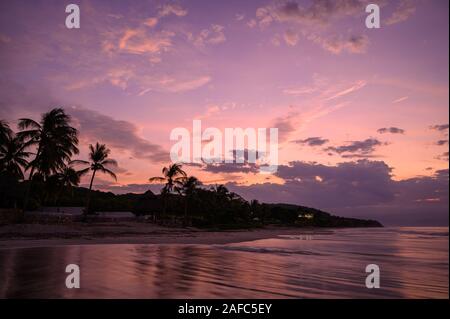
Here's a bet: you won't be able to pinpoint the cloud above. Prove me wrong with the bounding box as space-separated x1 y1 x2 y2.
117 28 174 55
377 127 405 134
436 152 449 161
144 17 159 28
65 65 211 95
68 106 168 163
436 140 449 146
193 24 226 46
385 0 416 25
259 0 368 27
280 78 367 135
283 29 299 46
271 34 282 46
325 138 385 157
392 96 408 104
65 68 135 91
247 19 257 28
310 34 370 54
283 86 316 95
292 137 329 146
282 73 328 96
159 75 211 93
0 81 169 164
271 111 299 143
430 124 449 132
324 80 367 100
202 163 260 174
226 160 449 226
158 3 188 17
138 75 211 95
196 104 221 120
254 1 371 54
235 14 245 21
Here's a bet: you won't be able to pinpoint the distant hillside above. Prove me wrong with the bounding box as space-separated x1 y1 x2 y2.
264 203 383 228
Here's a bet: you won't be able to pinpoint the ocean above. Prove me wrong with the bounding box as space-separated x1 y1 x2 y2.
0 227 448 298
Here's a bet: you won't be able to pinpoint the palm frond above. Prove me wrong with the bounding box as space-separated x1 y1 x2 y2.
149 176 165 183
17 118 40 130
99 167 117 181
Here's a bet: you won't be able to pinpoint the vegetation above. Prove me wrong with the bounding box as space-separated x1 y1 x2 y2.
0 108 382 229
71 142 117 215
149 163 186 218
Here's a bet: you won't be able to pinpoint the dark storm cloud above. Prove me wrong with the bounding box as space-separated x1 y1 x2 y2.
377 127 405 134
292 137 329 146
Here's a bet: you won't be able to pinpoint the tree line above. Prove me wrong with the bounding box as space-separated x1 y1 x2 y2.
0 108 268 226
0 108 118 218
1 108 382 228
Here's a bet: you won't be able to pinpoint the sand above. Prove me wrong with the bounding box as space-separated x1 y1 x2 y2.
0 222 315 249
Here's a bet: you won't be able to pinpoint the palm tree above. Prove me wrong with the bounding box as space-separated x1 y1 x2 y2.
179 176 201 225
212 184 231 200
17 108 79 210
0 120 12 147
149 163 186 217
73 143 117 216
53 164 85 207
0 132 31 180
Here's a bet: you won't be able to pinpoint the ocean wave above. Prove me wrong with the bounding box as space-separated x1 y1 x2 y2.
218 245 323 256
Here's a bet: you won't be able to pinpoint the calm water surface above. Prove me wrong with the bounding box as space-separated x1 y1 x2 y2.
0 227 448 298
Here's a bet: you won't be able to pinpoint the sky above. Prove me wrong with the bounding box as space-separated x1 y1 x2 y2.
0 0 448 226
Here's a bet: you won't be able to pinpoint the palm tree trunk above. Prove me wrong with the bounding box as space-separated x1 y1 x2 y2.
21 165 36 220
22 145 41 215
84 170 96 218
184 197 188 226
55 185 65 211
162 194 167 217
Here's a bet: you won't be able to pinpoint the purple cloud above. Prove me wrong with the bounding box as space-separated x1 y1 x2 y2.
377 127 405 134
325 138 385 157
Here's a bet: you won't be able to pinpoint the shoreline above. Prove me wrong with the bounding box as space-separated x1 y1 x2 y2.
0 222 329 250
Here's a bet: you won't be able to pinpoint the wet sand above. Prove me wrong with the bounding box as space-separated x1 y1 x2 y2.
0 222 314 249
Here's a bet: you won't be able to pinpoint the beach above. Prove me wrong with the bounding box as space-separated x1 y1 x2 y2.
0 222 314 249
0 226 447 298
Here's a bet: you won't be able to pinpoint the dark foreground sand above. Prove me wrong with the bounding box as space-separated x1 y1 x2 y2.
0 222 318 249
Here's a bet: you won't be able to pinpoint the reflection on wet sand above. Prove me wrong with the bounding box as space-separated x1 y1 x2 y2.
0 227 447 298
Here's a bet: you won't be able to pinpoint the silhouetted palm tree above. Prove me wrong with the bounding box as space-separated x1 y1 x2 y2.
179 176 201 225
53 164 85 207
17 108 79 210
212 184 230 200
0 132 31 180
149 163 186 217
0 120 12 147
73 143 117 216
